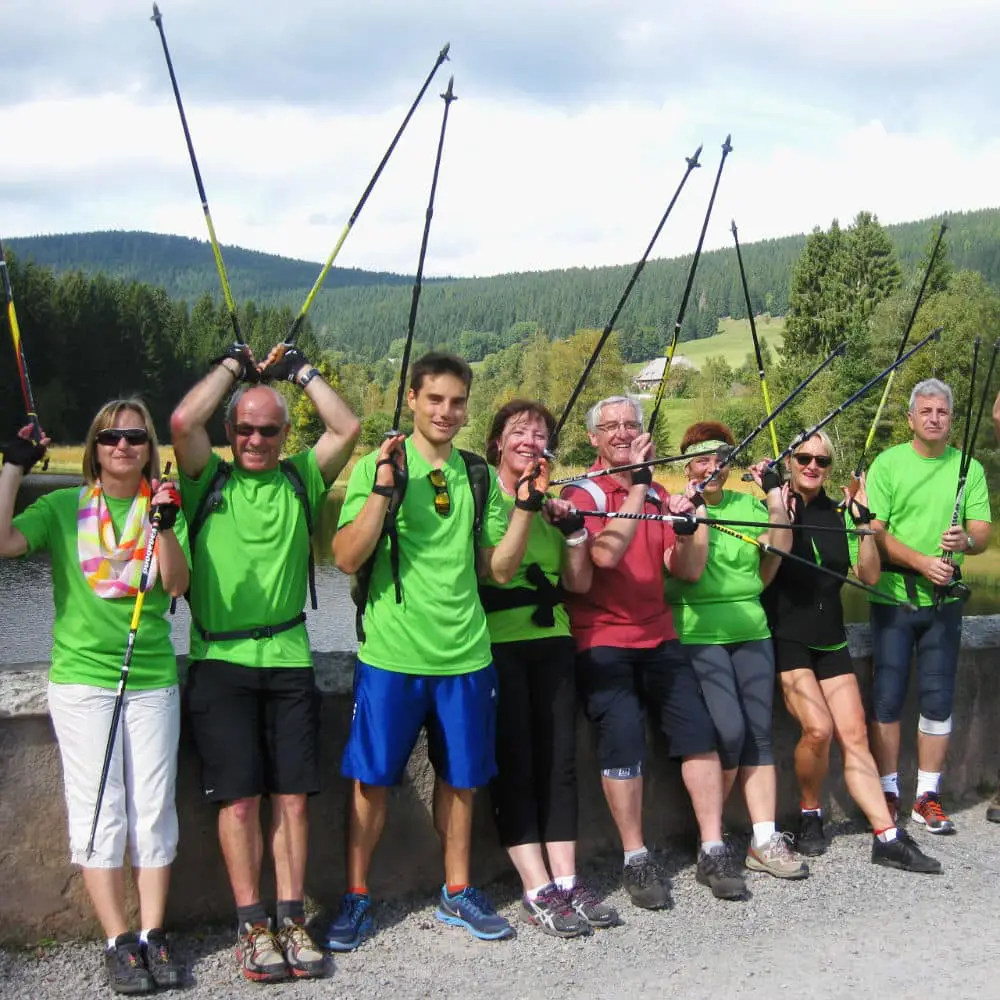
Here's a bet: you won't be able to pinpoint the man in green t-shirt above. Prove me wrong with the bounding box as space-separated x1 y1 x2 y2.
327 352 546 950
867 378 991 836
170 341 360 983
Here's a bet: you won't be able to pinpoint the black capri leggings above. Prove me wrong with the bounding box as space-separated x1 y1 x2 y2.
490 636 578 848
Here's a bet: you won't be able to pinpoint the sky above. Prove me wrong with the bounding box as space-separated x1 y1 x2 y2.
2 0 999 279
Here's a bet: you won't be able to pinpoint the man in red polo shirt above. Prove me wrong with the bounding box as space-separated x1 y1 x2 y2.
561 395 744 908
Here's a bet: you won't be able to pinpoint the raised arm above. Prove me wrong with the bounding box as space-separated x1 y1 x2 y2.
0 429 49 558
750 460 791 587
546 498 593 594
483 460 550 585
149 476 189 598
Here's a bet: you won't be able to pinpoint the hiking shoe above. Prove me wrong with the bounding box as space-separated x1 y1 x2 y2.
105 933 155 996
911 792 956 834
884 791 900 826
745 832 810 880
871 830 942 874
795 812 827 857
568 880 619 929
520 885 589 938
623 852 670 909
324 892 374 952
987 788 1000 824
276 918 327 978
235 921 288 983
140 929 183 990
696 845 748 900
436 886 514 941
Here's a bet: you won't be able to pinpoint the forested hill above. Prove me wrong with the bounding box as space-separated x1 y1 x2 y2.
9 207 1000 362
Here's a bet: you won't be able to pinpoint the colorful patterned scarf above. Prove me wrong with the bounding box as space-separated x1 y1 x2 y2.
77 480 159 598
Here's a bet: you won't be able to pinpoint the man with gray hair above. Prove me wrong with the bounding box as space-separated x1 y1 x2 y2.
561 395 744 909
170 342 359 982
866 378 991 835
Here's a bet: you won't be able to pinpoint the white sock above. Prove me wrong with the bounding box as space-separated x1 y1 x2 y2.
554 875 576 891
752 822 776 849
800 806 822 816
880 773 899 796
700 840 725 855
916 770 940 798
139 929 152 945
106 937 117 951
525 883 552 901
876 827 899 843
624 846 648 866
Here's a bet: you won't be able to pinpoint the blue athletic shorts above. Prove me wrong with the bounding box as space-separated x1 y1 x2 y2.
341 660 498 789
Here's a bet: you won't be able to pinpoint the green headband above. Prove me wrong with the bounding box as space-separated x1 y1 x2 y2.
683 439 729 456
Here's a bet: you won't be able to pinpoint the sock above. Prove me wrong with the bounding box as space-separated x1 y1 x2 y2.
445 883 469 896
880 773 899 796
236 902 269 929
106 937 118 951
800 806 822 816
875 827 899 843
526 883 552 901
752 822 776 849
916 770 941 798
138 929 153 945
623 846 648 866
554 875 576 891
276 900 305 926
700 840 725 855
346 886 369 897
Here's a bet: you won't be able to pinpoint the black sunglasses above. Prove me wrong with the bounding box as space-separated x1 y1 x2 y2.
96 427 149 446
428 468 451 517
234 424 283 438
793 453 832 469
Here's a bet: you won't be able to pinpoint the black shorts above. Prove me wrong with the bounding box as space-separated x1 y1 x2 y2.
184 659 320 803
576 641 717 767
773 639 855 682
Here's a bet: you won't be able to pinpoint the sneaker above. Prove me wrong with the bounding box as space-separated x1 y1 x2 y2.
987 787 1000 824
520 885 588 938
795 812 827 857
276 918 327 979
911 792 956 834
568 880 618 929
622 852 670 909
884 791 900 826
436 886 515 941
324 892 374 952
140 929 183 990
105 933 155 996
696 845 748 900
871 830 942 874
745 832 810 880
235 921 288 983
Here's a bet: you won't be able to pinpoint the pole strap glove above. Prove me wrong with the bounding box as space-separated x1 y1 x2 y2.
514 466 546 512
264 345 311 385
631 465 653 486
761 464 784 494
672 514 698 536
209 342 259 383
151 483 181 532
2 437 47 472
549 508 586 536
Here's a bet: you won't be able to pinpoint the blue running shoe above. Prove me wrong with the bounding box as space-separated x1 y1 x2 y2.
323 892 373 952
435 886 514 941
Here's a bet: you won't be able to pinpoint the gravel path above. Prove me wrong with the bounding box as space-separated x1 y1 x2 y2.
3 803 999 1000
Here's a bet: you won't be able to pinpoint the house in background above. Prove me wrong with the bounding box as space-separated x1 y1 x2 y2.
633 355 696 392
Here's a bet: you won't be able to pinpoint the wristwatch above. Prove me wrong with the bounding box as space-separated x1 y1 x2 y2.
297 366 322 389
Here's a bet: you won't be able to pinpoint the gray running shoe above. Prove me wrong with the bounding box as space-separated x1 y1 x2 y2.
568 880 618 928
521 885 589 938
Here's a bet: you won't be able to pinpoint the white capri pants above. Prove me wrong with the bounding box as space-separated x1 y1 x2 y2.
47 682 180 869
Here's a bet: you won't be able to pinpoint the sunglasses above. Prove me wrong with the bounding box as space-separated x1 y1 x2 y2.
234 424 283 438
792 453 832 469
96 428 149 446
428 468 451 517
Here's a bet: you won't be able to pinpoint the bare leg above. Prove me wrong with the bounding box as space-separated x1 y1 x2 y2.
134 866 171 930
722 767 738 803
600 776 644 851
82 867 129 939
682 753 724 843
271 794 309 901
917 732 949 773
434 780 474 887
869 720 901 779
346 781 388 890
506 844 552 892
544 841 577 881
740 765 777 826
780 669 834 809
218 797 263 907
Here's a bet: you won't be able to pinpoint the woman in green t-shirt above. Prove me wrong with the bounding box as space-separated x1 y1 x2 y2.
480 399 617 938
667 421 808 880
0 399 189 995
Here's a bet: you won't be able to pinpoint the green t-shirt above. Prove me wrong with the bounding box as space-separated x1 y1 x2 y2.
180 450 328 667
14 486 190 690
665 489 770 645
484 489 571 645
866 442 991 607
338 439 508 675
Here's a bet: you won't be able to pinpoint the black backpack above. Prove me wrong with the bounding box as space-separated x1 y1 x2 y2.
350 449 491 642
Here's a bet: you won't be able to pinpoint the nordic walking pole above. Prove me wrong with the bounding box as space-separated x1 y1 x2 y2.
389 77 458 432
279 43 452 351
577 509 874 535
548 446 721 487
732 219 780 457
150 4 247 353
852 218 948 477
0 235 44 445
85 463 172 860
547 144 703 453
648 135 733 436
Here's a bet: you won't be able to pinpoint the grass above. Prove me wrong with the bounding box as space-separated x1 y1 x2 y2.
673 317 785 371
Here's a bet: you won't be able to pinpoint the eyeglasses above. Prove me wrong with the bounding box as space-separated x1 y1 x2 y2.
96 428 149 446
792 453 832 469
428 468 451 517
596 420 642 434
234 424 283 438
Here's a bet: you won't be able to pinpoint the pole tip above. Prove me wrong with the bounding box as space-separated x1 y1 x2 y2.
440 42 451 60
151 2 161 21
730 218 738 234
441 75 456 101
687 144 703 169
722 134 733 153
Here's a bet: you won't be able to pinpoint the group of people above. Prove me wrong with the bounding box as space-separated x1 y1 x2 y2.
0 344 991 994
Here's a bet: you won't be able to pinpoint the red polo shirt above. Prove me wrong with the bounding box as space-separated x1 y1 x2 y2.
561 463 678 651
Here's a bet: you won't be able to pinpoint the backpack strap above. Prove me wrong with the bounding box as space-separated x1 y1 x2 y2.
458 449 491 572
561 477 662 512
279 459 318 611
188 460 234 551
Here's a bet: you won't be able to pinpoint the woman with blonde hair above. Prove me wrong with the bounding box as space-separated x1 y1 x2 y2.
0 399 189 995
